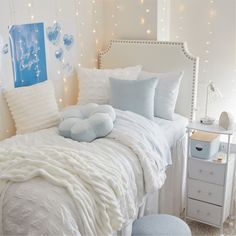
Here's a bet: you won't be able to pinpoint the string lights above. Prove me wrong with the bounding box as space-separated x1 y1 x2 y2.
157 0 170 40
202 0 216 75
27 1 35 21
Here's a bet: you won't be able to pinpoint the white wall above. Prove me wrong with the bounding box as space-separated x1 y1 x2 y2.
170 0 236 120
103 0 158 48
0 0 104 140
103 0 236 121
0 0 235 140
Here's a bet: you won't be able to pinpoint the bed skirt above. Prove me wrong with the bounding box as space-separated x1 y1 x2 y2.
114 134 188 236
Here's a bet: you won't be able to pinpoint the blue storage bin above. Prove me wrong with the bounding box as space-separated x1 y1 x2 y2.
190 131 220 159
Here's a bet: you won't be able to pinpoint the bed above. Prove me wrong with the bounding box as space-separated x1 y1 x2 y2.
99 40 199 220
0 40 199 236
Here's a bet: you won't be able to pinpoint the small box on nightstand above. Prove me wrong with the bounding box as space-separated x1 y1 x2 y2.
190 131 220 160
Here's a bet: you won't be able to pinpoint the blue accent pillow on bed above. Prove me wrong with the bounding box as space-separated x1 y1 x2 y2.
59 104 116 142
109 77 158 120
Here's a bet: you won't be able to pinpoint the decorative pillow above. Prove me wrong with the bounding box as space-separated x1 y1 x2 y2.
139 71 183 120
109 77 158 120
77 65 142 105
59 104 116 142
4 80 60 134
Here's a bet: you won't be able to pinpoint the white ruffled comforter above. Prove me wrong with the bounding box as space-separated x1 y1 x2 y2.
0 110 171 236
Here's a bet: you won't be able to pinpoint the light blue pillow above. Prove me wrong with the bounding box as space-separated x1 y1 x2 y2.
109 77 158 120
59 104 116 142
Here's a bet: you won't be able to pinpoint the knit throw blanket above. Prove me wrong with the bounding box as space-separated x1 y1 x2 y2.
0 110 171 236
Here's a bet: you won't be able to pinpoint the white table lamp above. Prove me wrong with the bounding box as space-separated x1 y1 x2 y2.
200 81 223 125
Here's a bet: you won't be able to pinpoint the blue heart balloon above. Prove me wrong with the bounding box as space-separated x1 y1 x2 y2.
2 43 8 54
63 34 74 50
55 48 64 61
46 22 61 46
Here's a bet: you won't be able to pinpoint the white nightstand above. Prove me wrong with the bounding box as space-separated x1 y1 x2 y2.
185 122 236 235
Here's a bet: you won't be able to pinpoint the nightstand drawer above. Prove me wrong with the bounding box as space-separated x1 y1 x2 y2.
188 158 225 185
188 179 224 206
187 198 222 226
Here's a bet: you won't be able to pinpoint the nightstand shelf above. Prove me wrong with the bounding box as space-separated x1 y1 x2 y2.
185 123 235 235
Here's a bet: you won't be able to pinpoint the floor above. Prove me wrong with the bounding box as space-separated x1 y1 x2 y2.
188 219 236 236
187 199 236 236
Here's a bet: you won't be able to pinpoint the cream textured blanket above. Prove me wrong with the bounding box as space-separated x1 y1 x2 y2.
0 110 171 236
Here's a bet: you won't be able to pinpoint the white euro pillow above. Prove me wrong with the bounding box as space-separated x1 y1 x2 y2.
4 80 60 134
139 71 183 120
77 65 142 105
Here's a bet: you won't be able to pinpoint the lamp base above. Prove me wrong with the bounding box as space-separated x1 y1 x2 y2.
200 116 215 125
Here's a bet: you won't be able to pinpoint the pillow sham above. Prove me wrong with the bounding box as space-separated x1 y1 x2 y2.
139 71 183 120
109 77 158 120
77 65 142 105
4 80 60 134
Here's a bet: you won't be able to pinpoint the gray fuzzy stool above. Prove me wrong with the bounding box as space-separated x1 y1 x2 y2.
132 214 191 236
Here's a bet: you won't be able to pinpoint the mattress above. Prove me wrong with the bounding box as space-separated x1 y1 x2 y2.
154 113 188 148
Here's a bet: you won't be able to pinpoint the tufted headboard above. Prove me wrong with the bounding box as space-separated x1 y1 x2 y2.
99 39 199 121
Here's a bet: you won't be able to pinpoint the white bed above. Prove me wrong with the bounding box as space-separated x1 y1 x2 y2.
0 40 199 236
0 111 188 236
154 113 188 148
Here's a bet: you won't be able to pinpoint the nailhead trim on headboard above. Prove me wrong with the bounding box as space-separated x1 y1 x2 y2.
98 39 199 121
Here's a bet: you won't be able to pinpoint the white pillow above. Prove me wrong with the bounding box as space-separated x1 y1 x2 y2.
4 80 60 134
77 65 142 104
139 71 183 120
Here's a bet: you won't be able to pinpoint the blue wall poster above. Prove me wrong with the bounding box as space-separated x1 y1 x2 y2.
9 22 47 88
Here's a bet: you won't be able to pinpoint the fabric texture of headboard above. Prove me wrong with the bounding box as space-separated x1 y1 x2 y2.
99 40 199 121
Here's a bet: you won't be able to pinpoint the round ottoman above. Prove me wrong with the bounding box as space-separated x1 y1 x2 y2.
132 214 191 236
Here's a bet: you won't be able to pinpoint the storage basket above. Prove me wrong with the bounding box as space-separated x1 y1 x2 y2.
190 131 220 159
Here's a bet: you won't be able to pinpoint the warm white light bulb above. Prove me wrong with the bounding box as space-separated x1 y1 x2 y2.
146 29 151 34
141 17 145 24
179 5 185 12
